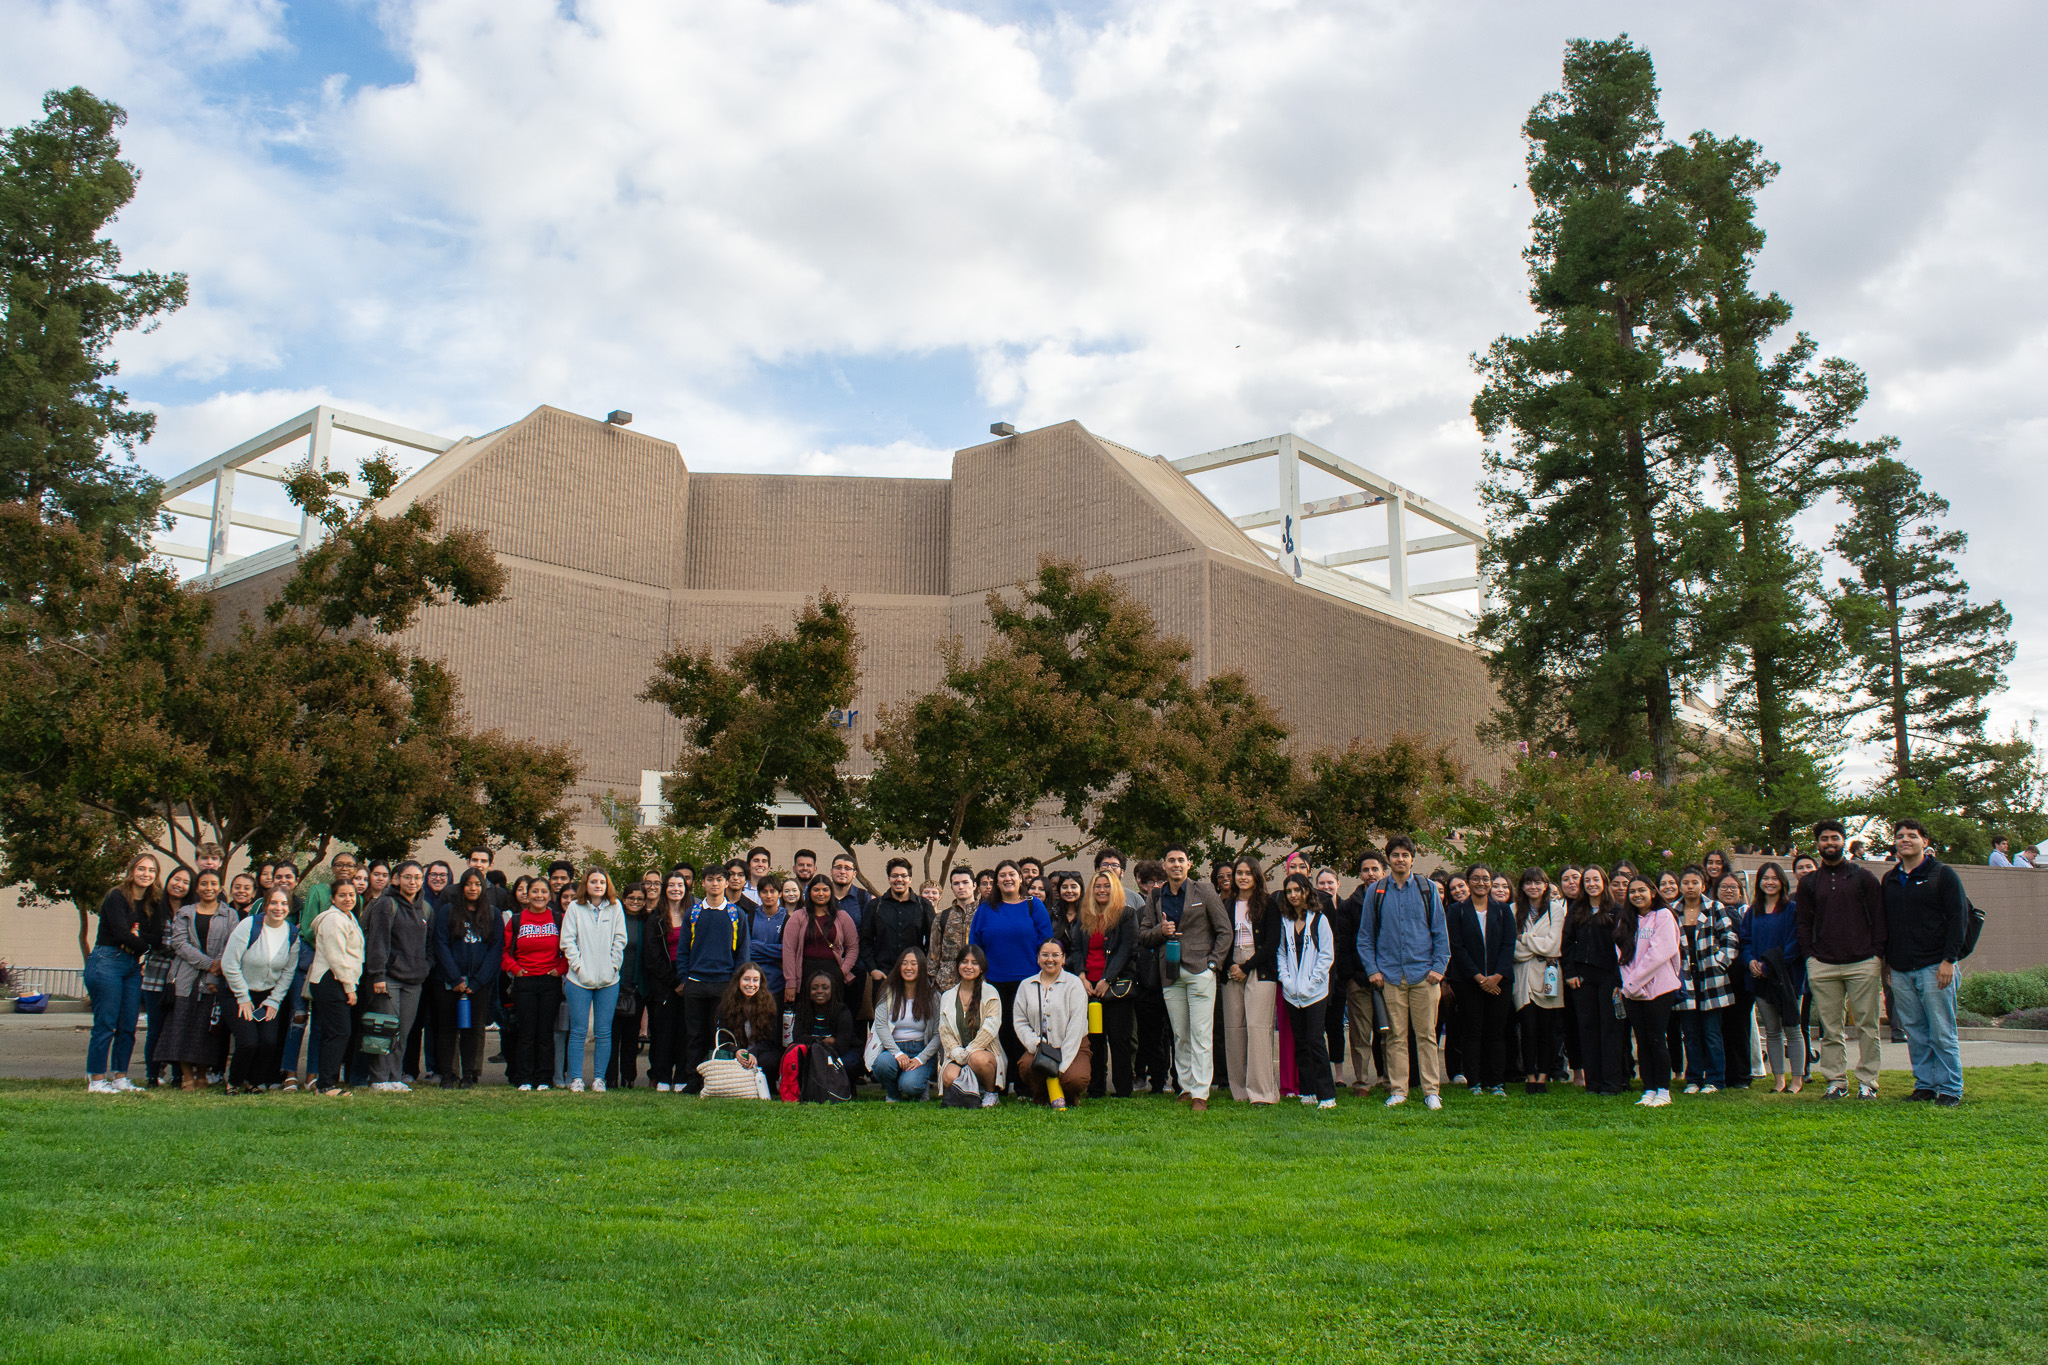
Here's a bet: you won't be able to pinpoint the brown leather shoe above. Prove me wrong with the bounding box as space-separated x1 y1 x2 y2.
1191 1098 1208 1112
1177 1092 1194 1106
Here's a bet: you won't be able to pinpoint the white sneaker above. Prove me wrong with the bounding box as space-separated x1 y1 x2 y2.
1682 1083 1700 1094
390 1080 412 1093
1649 1090 1672 1107
1317 1098 1338 1109
111 1076 140 1092
656 1082 672 1093
518 1083 532 1092
536 1083 550 1091
570 1079 584 1093
207 1071 223 1086
1301 1095 1317 1107
88 1078 116 1094
1469 1085 1484 1096
1385 1092 1408 1107
1700 1084 1719 1095
1450 1074 1467 1086
1858 1084 1878 1100
1637 1090 1656 1106
1423 1094 1442 1110
591 1080 605 1093
980 1092 999 1107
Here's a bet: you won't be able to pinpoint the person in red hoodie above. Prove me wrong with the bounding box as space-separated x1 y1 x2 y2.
501 875 567 1090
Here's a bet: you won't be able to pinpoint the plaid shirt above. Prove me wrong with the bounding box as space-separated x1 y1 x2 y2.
139 911 177 993
1676 905 1739 1012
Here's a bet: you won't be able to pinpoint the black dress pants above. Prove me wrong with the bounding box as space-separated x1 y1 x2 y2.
681 978 728 1092
1517 1003 1565 1085
1092 991 1137 1098
432 982 486 1081
606 999 645 1088
993 979 1025 1091
309 977 354 1091
1453 983 1512 1088
229 990 287 1089
1626 991 1677 1091
1287 998 1334 1102
646 990 685 1085
1135 984 1171 1091
1572 970 1632 1094
509 975 562 1085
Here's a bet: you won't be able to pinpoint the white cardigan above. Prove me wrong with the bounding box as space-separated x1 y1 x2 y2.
1012 972 1088 1063
1513 899 1567 1009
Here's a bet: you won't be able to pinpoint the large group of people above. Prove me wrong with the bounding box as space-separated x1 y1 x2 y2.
78 818 1974 1109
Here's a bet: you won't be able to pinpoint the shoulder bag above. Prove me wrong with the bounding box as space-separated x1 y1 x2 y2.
1030 980 1064 1075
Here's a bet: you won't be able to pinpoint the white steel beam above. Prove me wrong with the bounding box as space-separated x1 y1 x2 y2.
301 408 333 552
1290 438 1489 543
1320 532 1470 568
1410 575 1481 598
1385 494 1408 602
206 467 237 574
163 499 302 538
1231 489 1385 531
1169 435 1283 476
151 538 210 563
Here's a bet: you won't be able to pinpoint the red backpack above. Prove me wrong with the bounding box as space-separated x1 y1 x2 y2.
778 1044 808 1102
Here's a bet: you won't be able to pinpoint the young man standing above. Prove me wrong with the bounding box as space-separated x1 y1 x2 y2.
861 857 934 991
792 850 817 887
1138 844 1231 1111
740 846 773 905
679 865 745 1093
1796 819 1886 1100
1884 819 1969 1106
1357 836 1449 1109
1337 849 1387 1095
932 867 978 990
1987 835 2012 867
830 853 870 934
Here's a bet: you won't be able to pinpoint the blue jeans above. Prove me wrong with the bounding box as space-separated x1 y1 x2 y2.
84 947 142 1076
1678 1007 1726 1088
871 1046 935 1099
1889 965 1962 1099
563 980 619 1085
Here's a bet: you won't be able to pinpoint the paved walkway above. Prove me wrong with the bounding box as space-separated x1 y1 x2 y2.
5 1013 2046 1083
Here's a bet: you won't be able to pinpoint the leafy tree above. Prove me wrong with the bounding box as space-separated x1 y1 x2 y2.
1831 454 2014 794
1658 130 1869 846
1472 36 1715 782
1089 672 1297 871
1294 733 1466 870
1433 750 1722 874
643 591 877 884
1 88 187 556
864 640 1066 883
0 454 582 950
573 792 742 889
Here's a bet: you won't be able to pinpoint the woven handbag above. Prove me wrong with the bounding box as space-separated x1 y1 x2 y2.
697 1029 764 1100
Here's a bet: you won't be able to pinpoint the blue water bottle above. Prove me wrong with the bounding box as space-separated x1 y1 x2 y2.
456 995 472 1029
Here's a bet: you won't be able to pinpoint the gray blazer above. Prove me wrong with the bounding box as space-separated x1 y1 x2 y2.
171 904 244 997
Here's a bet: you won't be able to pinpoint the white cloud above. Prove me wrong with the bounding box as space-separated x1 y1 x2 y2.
5 0 2045 766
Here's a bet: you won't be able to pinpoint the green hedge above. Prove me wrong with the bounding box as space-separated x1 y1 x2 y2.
1958 969 2048 1018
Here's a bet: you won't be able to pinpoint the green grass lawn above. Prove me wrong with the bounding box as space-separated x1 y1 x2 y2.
3 1067 2046 1365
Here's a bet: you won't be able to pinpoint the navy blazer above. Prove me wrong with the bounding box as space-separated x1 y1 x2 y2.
1448 899 1517 985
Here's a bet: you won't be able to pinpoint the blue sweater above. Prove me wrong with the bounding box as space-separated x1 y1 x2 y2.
683 900 747 982
1739 905 1806 996
969 898 1055 983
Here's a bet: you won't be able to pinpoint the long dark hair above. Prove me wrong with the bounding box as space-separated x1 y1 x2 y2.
1750 862 1790 915
1564 864 1605 936
883 947 937 1022
804 874 837 917
1278 872 1314 921
1230 858 1268 917
1613 876 1667 960
718 964 779 1044
953 944 989 1024
1511 868 1551 930
452 868 493 934
991 859 1025 904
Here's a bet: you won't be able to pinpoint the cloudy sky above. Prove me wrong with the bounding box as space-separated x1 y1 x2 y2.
5 0 2042 783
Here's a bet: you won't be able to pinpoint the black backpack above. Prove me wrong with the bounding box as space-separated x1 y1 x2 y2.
803 1044 853 1104
1950 867 1985 960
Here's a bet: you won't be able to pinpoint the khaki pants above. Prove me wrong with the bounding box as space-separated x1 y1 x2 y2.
1384 978 1442 1097
1345 979 1382 1087
1222 970 1279 1102
1808 956 1882 1089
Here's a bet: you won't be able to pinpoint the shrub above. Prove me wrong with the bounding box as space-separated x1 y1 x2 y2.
1997 1006 2048 1030
1956 1009 1995 1028
1957 970 2048 1019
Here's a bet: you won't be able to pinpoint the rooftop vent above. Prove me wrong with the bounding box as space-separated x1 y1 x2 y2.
606 410 633 426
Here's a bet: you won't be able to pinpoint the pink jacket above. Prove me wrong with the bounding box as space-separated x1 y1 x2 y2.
782 909 859 993
1620 908 1680 1000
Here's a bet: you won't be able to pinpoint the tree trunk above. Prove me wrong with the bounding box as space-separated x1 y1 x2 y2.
1886 584 1910 784
1614 296 1677 785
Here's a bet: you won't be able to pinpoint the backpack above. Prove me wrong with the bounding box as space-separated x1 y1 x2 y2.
803 1043 853 1103
778 1044 808 1102
1950 867 1985 960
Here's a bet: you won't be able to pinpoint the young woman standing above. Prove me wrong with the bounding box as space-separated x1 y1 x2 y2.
643 871 691 1091
500 874 567 1091
560 870 629 1093
1221 859 1281 1105
1617 876 1680 1107
1449 865 1515 1096
1014 938 1090 1108
1554 865 1584 1083
86 853 161 1092
307 880 366 1098
939 945 1004 1106
608 882 650 1090
222 886 298 1092
783 875 860 1007
1511 868 1567 1092
968 860 1055 1089
161 869 240 1091
1738 864 1806 1093
432 869 502 1089
1715 868 1756 1091
867 948 940 1101
1274 873 1338 1108
1673 866 1739 1094
1078 869 1140 1098
1563 865 1629 1094
138 862 188 1089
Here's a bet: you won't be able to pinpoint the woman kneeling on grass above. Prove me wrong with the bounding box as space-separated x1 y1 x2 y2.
1014 938 1090 1109
791 968 859 1086
308 881 365 1098
221 886 299 1093
868 948 940 1102
939 946 1004 1107
716 963 783 1096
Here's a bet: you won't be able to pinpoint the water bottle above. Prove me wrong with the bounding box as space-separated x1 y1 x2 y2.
1543 963 1559 997
1046 1076 1066 1110
456 995 472 1029
781 1007 796 1049
1611 988 1626 1021
1088 1000 1103 1034
1164 939 1182 975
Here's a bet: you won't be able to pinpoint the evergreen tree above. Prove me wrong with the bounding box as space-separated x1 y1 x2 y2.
0 88 187 555
1831 453 2014 794
1658 131 1870 845
1472 36 1713 783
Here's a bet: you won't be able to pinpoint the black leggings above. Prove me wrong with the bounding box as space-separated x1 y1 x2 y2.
1287 998 1334 1102
1454 983 1512 1088
509 975 562 1085
1091 991 1137 1098
229 991 287 1089
646 991 685 1085
432 982 487 1081
1625 991 1677 1092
